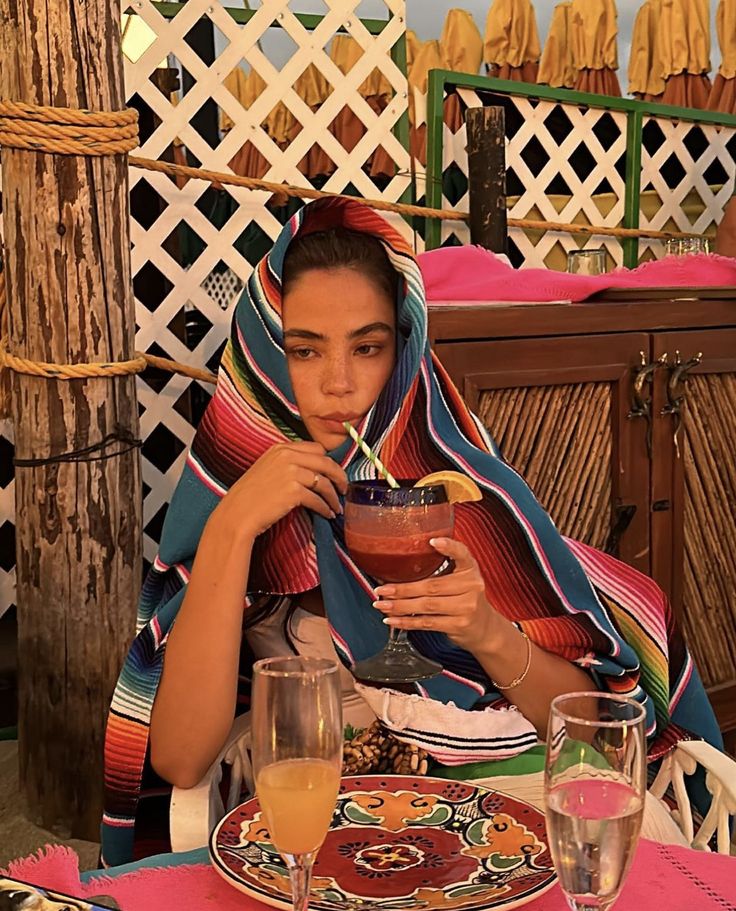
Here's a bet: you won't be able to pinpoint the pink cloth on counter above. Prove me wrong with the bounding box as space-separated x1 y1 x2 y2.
418 246 736 302
4 840 735 911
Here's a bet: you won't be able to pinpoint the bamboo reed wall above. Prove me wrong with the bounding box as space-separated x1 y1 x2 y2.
477 382 612 550
682 374 736 689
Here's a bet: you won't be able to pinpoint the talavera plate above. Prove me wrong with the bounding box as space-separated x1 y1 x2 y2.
210 774 556 911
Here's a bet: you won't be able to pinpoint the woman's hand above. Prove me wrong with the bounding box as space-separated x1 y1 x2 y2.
373 537 501 652
212 441 348 539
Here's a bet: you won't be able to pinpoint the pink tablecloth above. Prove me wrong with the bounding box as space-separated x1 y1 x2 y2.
4 839 736 911
418 247 736 303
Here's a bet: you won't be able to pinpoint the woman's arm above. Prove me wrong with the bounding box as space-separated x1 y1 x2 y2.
149 511 255 789
374 537 593 738
467 612 593 736
149 442 347 788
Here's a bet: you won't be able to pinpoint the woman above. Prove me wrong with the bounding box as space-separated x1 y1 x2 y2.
102 198 720 866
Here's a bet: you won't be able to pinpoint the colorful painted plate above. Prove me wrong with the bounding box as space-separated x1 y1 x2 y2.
210 775 556 911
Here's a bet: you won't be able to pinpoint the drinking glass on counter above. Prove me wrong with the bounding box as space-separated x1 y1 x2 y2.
251 657 342 911
665 236 710 256
544 692 647 911
344 480 454 684
567 248 607 275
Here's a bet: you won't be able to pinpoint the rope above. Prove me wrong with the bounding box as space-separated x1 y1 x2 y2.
0 271 216 421
0 343 148 379
128 155 704 242
0 99 139 156
0 97 709 241
0 339 217 383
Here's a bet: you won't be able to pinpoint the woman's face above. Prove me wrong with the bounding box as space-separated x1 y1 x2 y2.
282 267 397 450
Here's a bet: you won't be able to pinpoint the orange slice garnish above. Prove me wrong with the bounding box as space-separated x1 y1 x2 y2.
415 471 483 504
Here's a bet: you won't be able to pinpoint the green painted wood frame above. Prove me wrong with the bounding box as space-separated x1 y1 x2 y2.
425 70 736 266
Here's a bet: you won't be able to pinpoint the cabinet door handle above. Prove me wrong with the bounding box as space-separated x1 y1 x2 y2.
661 350 703 457
604 504 637 556
628 351 667 456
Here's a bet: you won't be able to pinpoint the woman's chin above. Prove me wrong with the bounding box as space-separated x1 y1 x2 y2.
309 429 349 451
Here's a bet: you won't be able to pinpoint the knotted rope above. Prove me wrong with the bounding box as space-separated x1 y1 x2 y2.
0 100 139 156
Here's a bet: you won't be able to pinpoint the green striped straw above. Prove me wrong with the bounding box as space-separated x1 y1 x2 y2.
343 422 400 489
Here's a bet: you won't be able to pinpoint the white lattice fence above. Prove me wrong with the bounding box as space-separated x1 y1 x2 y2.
438 87 628 270
638 117 736 260
0 0 410 613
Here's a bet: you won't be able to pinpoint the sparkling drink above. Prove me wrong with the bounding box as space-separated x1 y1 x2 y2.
546 779 644 908
257 758 341 855
544 693 646 911
251 657 342 911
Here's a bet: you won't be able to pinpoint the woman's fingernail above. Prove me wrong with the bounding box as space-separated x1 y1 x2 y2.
383 617 397 626
373 600 392 611
430 538 446 548
329 510 336 519
375 586 395 597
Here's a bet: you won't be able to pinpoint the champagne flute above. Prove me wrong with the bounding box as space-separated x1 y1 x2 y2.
251 657 343 911
544 692 647 911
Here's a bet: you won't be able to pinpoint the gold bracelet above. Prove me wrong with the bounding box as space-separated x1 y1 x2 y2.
491 630 532 690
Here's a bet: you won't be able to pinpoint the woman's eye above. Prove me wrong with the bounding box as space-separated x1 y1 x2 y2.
356 344 381 356
289 348 315 360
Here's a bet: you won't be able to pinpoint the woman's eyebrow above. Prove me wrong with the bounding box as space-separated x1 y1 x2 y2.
283 328 324 340
283 322 393 342
348 322 394 339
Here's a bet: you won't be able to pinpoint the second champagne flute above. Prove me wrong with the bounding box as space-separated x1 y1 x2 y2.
251 657 343 911
544 692 646 911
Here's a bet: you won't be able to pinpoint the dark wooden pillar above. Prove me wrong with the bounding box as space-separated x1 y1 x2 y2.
466 105 508 255
0 0 141 838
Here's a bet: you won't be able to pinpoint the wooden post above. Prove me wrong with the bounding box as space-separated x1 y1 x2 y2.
0 0 141 838
466 106 508 254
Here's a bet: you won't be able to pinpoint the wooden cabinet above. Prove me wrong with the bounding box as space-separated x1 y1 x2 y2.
429 298 736 747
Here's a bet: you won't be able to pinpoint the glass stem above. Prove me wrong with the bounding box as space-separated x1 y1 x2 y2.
285 852 315 911
387 627 408 647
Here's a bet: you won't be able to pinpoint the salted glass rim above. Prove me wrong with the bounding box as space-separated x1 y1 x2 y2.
346 479 449 507
550 691 646 728
253 656 339 678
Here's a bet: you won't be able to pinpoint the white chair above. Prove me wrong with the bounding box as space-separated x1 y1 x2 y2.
170 720 736 855
650 739 736 854
169 714 253 852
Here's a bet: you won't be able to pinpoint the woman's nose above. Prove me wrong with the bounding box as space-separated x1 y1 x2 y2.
321 357 354 395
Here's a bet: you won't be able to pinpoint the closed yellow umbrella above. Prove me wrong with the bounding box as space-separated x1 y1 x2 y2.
406 29 422 73
287 64 334 179
627 0 665 99
440 9 484 135
328 34 395 179
538 2 576 88
659 0 711 108
484 0 541 83
220 67 270 180
440 8 484 74
408 38 443 167
569 0 621 95
707 0 736 113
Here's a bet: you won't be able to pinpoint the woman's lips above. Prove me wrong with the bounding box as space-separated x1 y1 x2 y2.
317 415 360 432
